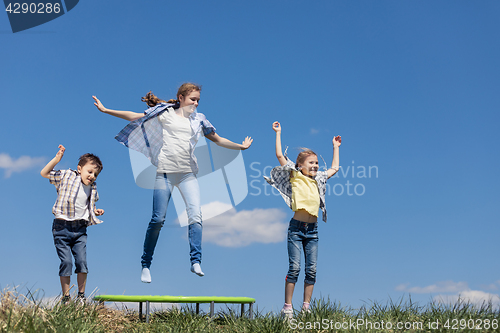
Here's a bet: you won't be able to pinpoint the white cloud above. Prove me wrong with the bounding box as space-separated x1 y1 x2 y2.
395 283 410 291
397 280 469 294
396 280 500 307
178 202 288 247
433 290 500 307
481 281 500 291
0 153 46 178
310 128 319 135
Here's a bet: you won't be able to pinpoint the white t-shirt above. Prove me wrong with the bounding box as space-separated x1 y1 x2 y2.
156 109 194 173
55 182 91 221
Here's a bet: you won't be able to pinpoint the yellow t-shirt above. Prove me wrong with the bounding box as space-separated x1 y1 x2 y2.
290 170 320 217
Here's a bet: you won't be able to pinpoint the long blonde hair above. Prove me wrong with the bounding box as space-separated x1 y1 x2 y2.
141 83 202 107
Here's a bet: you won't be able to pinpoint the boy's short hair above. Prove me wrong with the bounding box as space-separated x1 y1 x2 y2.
78 153 103 173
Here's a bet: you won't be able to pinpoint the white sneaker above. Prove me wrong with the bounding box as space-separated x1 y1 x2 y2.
280 307 293 319
300 307 311 314
190 263 204 277
141 268 151 283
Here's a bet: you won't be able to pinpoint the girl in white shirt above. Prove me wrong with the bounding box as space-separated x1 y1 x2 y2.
93 83 252 283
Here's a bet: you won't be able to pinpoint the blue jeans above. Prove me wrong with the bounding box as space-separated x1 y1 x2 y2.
52 219 88 277
286 219 318 285
141 173 202 268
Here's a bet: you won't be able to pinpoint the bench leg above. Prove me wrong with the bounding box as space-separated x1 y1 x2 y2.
139 302 143 322
196 303 200 315
146 301 150 323
210 301 214 317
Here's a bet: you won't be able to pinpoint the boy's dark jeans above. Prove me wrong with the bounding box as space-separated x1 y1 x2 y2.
52 219 88 276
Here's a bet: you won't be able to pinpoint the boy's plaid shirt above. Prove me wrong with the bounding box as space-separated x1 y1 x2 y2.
114 103 215 173
49 169 102 226
264 157 329 222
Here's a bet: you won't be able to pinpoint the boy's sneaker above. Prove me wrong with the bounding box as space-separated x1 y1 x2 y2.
280 307 293 319
76 293 86 305
141 268 151 283
61 295 70 305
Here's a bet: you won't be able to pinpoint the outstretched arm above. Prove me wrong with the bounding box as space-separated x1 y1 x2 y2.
205 132 253 150
93 96 144 122
326 136 341 178
272 121 287 166
41 145 65 179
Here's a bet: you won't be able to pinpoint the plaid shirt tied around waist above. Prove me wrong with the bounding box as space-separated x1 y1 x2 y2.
264 157 329 222
114 103 216 174
49 169 102 226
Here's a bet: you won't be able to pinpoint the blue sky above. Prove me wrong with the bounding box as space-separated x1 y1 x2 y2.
1 0 499 313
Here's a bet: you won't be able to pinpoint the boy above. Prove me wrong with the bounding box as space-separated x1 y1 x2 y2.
41 145 104 303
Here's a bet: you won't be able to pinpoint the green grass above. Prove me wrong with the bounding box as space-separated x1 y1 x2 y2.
1 287 499 332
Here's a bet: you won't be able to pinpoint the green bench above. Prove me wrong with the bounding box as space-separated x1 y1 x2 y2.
93 295 256 323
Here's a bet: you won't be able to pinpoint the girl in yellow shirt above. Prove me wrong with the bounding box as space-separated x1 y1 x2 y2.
266 121 341 318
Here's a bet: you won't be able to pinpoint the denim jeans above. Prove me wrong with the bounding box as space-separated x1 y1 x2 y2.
286 219 318 285
141 172 202 268
52 219 88 277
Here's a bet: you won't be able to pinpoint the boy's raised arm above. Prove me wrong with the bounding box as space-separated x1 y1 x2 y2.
41 145 65 179
272 121 287 166
93 96 144 122
327 136 341 179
